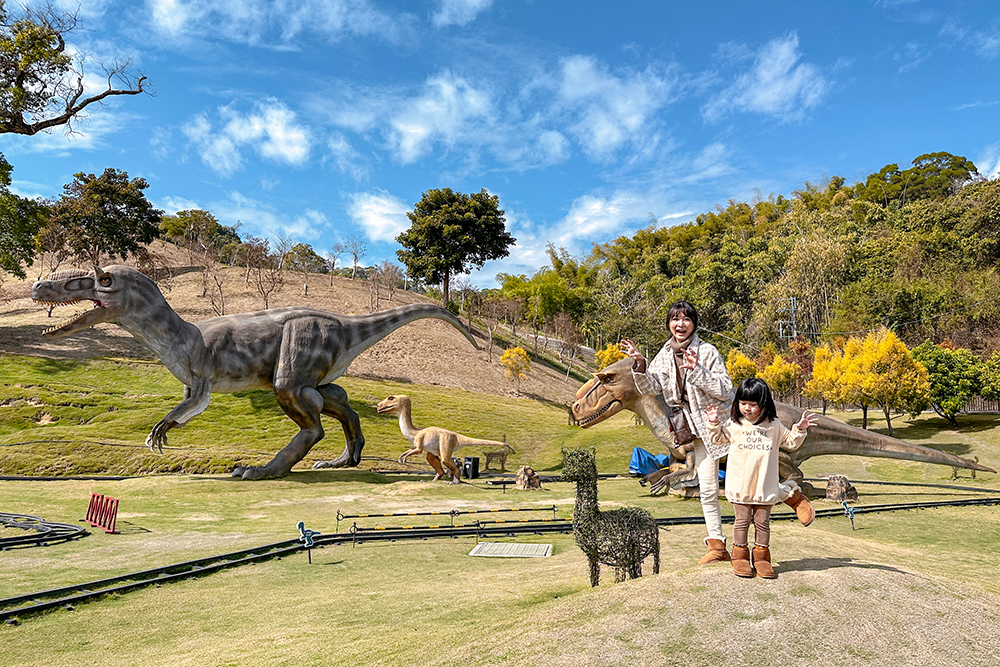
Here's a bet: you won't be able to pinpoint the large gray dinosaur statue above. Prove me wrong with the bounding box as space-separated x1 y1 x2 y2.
572 358 995 490
31 265 479 479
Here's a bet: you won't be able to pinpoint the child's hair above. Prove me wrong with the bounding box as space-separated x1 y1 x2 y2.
730 377 778 424
667 301 699 329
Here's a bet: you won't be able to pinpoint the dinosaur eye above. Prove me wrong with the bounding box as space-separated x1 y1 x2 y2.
98 275 112 287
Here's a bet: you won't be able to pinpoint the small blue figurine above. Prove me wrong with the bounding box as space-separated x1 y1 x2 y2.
841 501 856 530
297 521 321 562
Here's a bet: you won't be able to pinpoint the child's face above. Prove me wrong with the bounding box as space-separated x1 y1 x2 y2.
739 400 762 422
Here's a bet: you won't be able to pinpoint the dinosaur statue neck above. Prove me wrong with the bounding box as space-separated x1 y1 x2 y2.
395 403 421 442
117 301 201 384
633 394 678 447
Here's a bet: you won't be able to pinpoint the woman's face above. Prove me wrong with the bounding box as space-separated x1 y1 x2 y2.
739 400 762 423
669 312 695 342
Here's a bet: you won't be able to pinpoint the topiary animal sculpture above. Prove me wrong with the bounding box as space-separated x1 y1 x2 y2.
562 447 660 587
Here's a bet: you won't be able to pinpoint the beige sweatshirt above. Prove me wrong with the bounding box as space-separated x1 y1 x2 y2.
707 418 807 505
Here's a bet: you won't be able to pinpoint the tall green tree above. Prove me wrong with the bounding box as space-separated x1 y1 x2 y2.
0 153 45 278
910 340 981 426
0 1 148 136
396 188 514 306
856 152 980 206
50 168 162 265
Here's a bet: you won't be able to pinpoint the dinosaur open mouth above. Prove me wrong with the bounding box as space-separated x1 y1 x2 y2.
33 297 105 336
576 399 620 427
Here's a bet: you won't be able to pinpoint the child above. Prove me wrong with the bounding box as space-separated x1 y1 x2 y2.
705 377 817 579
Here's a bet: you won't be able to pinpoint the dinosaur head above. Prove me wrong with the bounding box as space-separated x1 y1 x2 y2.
376 395 410 415
31 265 160 339
571 358 638 428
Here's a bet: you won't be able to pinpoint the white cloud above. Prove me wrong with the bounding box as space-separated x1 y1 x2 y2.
683 142 735 182
159 195 202 213
212 191 331 241
143 0 406 46
704 32 827 123
184 99 311 176
347 190 411 242
557 55 676 160
387 71 492 164
432 0 494 28
976 142 1000 179
326 133 368 180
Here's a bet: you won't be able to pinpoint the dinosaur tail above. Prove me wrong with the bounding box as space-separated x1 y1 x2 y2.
343 303 480 357
776 403 996 473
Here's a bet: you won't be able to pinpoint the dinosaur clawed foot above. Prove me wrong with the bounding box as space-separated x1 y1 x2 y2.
231 465 285 480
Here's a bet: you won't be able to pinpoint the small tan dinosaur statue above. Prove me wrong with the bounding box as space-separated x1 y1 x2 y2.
377 394 513 483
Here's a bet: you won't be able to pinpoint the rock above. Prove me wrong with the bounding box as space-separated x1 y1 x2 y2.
515 465 542 490
825 475 859 502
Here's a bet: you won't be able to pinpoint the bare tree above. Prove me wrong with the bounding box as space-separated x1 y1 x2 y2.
344 234 367 280
327 242 346 287
553 312 584 380
0 3 150 136
243 236 283 308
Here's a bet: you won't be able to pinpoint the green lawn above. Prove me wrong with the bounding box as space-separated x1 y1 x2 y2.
3 357 1000 666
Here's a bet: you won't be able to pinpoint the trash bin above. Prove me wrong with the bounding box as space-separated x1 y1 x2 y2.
463 456 480 480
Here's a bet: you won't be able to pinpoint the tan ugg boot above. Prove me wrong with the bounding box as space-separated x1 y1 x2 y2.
730 545 754 578
752 546 776 579
698 538 731 565
784 484 815 526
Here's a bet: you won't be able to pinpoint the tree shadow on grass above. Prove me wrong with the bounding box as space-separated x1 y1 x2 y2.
777 556 907 575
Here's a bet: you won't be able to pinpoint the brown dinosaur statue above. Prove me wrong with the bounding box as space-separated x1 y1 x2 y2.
30 265 479 480
376 394 513 483
572 358 995 491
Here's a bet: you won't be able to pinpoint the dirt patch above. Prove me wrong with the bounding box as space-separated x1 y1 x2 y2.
435 558 1000 667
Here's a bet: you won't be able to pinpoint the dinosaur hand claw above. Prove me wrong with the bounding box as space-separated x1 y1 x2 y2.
145 421 168 454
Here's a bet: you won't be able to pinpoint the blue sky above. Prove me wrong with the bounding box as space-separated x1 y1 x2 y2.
4 0 1000 287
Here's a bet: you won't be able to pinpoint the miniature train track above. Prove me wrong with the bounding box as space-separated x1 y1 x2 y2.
0 513 89 550
3 485 1000 623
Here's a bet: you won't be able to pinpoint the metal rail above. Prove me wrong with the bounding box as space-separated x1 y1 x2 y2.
4 490 1000 623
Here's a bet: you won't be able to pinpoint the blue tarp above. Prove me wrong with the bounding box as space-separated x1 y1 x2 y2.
628 447 727 480
628 447 671 476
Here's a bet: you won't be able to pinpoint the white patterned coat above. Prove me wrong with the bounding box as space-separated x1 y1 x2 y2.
631 335 734 460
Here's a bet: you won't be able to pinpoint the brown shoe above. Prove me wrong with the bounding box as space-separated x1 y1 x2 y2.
698 538 731 565
784 487 815 527
731 545 754 578
752 546 776 579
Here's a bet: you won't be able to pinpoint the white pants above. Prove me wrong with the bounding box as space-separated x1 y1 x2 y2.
693 439 725 543
694 438 796 545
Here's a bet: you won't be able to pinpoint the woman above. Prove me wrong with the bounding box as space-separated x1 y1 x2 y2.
620 301 734 564
621 301 814 565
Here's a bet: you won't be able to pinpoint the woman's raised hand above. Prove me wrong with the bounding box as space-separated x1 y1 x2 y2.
796 410 819 431
680 347 699 370
619 339 646 373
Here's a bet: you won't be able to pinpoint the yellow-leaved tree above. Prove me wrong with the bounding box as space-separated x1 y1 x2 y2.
835 328 929 434
835 335 872 428
726 348 757 385
804 344 841 414
759 355 802 401
595 342 625 369
499 347 531 395
858 328 930 435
